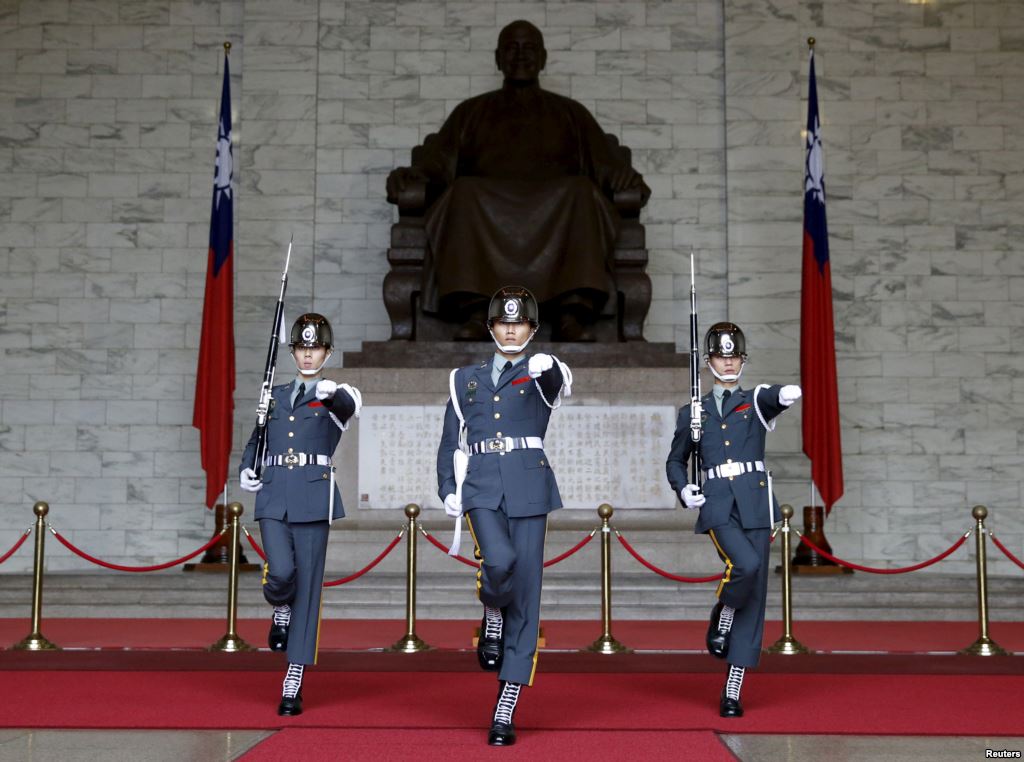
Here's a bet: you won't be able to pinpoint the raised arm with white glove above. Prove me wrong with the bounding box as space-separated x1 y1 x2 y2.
528 353 554 378
315 379 337 400
779 384 802 406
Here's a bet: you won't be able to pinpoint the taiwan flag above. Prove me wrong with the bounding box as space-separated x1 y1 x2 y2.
800 48 844 513
193 54 236 509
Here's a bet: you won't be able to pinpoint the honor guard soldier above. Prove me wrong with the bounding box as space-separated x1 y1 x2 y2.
239 313 362 716
666 322 801 718
437 286 572 746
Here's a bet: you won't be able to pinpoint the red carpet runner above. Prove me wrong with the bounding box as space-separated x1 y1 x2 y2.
2 670 1020 736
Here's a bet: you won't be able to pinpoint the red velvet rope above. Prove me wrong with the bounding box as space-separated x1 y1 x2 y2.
419 527 479 567
796 530 970 574
323 530 404 587
542 529 596 567
615 530 724 583
419 526 597 568
0 527 32 566
242 526 405 586
50 526 226 572
989 531 1024 572
242 526 267 562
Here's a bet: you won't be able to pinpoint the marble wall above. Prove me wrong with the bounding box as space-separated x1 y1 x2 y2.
0 0 1021 576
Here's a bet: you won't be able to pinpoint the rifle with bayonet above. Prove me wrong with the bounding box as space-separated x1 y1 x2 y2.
249 238 292 478
689 251 703 492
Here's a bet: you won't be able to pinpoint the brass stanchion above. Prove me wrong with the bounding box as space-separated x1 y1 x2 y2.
209 502 253 652
389 503 431 653
12 502 59 651
587 504 630 654
767 504 808 655
960 505 1008 656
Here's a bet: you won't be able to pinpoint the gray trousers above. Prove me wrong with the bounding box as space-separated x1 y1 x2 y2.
466 506 547 687
707 506 771 669
259 517 329 666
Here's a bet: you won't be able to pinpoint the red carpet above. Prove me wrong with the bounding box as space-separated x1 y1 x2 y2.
3 618 1023 653
240 728 734 762
1 670 1020 736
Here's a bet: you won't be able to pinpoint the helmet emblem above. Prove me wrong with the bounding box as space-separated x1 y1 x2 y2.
504 299 519 317
301 324 317 343
721 335 734 353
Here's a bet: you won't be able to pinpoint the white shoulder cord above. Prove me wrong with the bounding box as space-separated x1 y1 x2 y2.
535 355 573 409
753 384 777 527
326 384 362 520
447 369 468 557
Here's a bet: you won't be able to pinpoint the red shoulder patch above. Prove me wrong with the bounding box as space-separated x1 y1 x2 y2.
309 400 324 408
734 403 751 413
511 376 531 386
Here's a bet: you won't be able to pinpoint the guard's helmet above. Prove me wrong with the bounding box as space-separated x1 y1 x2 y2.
289 313 333 349
704 322 747 359
486 286 539 327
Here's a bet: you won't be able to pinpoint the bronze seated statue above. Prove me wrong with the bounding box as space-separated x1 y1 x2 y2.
384 20 652 343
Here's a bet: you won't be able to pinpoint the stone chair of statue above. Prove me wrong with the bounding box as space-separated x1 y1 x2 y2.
383 130 650 343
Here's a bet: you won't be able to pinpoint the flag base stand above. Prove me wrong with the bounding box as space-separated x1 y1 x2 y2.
184 504 261 573
785 505 853 575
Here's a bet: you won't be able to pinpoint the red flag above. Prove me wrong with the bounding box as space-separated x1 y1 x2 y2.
193 55 236 509
800 49 844 513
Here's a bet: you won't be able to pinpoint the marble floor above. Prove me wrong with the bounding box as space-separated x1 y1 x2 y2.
1 730 1021 761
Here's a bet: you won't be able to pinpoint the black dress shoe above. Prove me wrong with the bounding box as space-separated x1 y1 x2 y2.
719 688 743 718
487 721 516 746
268 622 289 652
706 601 729 659
477 615 503 671
278 691 303 717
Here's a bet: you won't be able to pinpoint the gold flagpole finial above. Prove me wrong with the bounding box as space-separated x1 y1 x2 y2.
224 41 231 54
807 37 816 48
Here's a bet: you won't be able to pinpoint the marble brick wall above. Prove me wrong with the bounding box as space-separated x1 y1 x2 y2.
0 0 1021 576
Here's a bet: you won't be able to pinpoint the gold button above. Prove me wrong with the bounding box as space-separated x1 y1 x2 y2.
496 431 502 437
540 460 545 466
721 423 727 429
725 440 731 446
759 481 765 487
494 395 500 402
288 432 294 437
727 458 733 463
494 413 501 419
289 415 295 421
288 447 294 453
729 476 734 481
322 473 328 479
520 389 525 394
288 465 293 470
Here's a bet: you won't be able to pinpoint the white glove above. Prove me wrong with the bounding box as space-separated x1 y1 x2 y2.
680 484 705 510
315 379 338 400
779 384 802 406
240 467 262 493
443 493 462 518
528 353 554 379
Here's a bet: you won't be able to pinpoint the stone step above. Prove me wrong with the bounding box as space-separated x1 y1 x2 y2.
0 572 1020 622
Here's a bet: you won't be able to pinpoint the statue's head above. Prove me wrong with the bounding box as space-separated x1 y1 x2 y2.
496 20 546 84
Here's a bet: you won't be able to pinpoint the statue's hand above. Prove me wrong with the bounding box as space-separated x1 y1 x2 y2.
603 166 642 193
386 167 428 201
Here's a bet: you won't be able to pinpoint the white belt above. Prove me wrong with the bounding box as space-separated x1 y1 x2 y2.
705 460 765 480
265 453 333 468
468 436 543 455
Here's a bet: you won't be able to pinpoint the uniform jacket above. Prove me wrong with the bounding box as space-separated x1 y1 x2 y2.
240 383 357 523
437 356 566 518
666 384 788 533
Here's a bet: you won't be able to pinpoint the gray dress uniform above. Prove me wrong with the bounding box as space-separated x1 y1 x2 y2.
240 379 357 665
437 355 567 686
666 384 788 669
